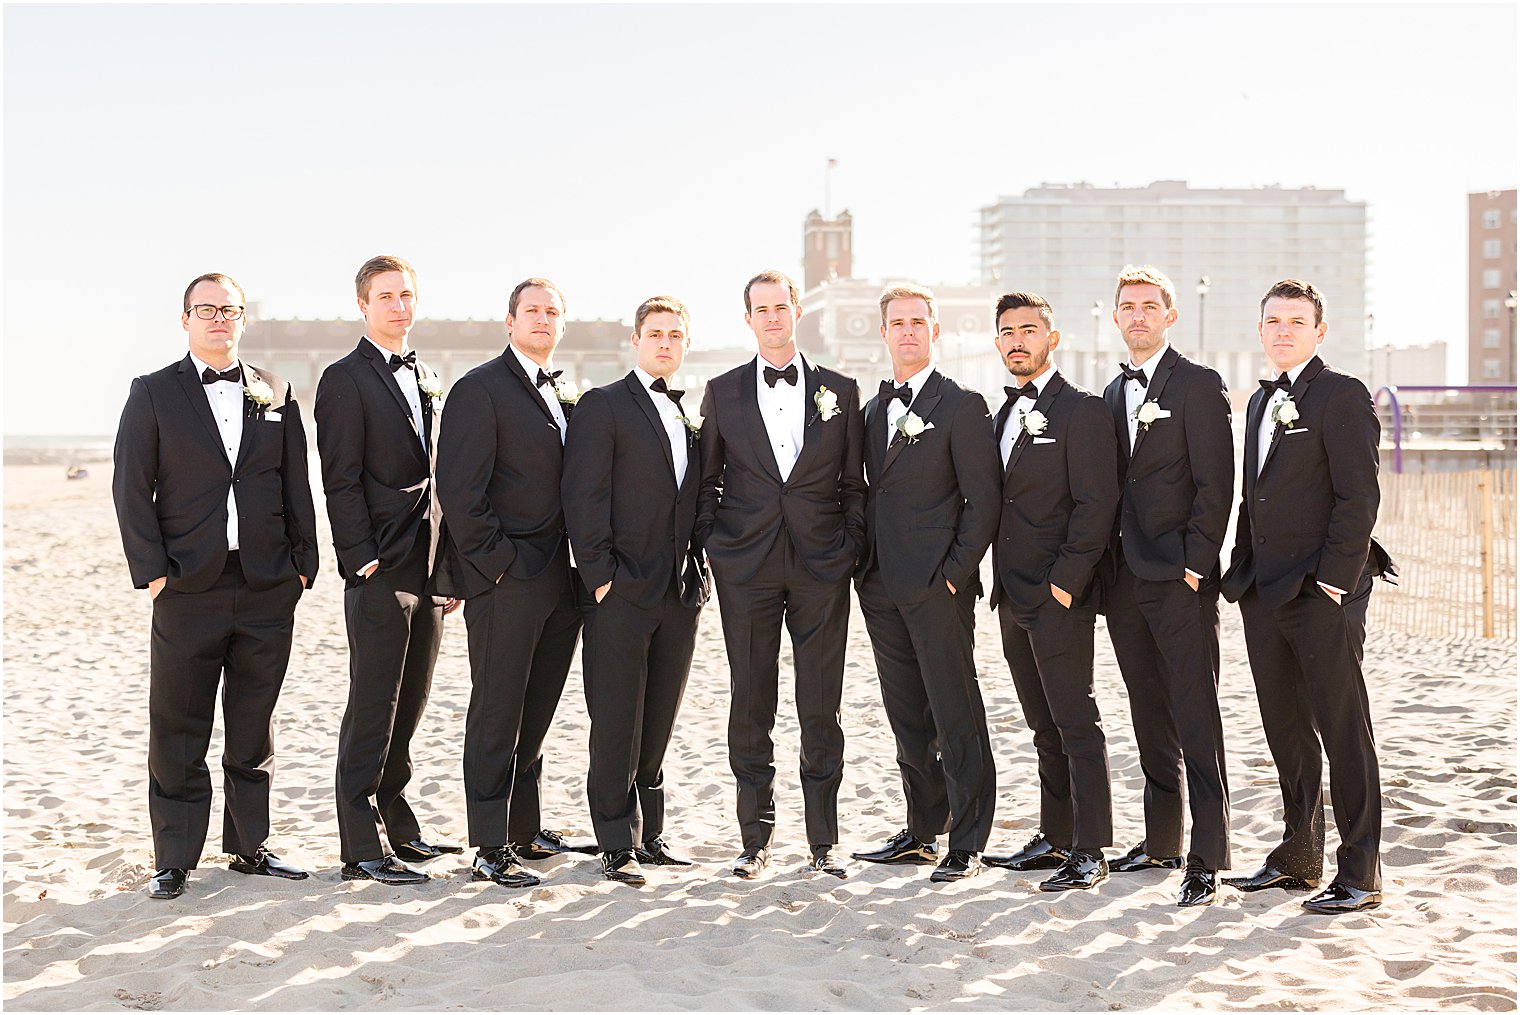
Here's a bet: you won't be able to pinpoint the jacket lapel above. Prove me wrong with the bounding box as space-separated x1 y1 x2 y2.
863 395 885 481
1243 387 1266 503
175 355 232 470
362 340 428 463
232 365 263 472
627 372 678 484
789 357 826 481
1102 373 1129 470
502 347 559 429
882 371 943 475
1258 356 1325 480
1003 371 1064 483
1128 346 1178 467
738 357 785 483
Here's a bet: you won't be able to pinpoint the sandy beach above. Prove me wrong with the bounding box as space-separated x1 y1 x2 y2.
3 461 1515 1011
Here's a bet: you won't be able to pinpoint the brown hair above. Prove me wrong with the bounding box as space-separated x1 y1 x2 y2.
182 272 246 314
634 295 691 338
743 270 801 314
508 277 567 318
995 291 1055 329
1260 278 1325 325
355 255 417 302
1114 265 1176 309
878 283 937 326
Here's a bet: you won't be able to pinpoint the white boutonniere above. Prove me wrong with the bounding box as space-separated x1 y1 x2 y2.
417 369 443 403
814 385 841 421
1019 409 1049 436
244 377 275 408
1133 399 1163 431
678 413 704 434
1270 396 1299 428
895 411 935 444
554 379 580 406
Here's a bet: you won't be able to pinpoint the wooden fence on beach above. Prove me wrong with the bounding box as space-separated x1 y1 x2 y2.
1369 467 1516 640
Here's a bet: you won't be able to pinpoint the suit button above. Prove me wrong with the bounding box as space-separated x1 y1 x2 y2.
1257 536 1266 544
1006 498 1014 504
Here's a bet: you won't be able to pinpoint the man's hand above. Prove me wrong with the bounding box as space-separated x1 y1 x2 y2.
299 575 310 589
946 579 957 595
1319 582 1343 605
442 597 462 615
1051 583 1072 609
1183 572 1200 592
360 561 379 579
148 576 167 601
595 581 612 603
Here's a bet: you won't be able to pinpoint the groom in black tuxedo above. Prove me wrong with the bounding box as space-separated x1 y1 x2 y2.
983 291 1119 892
1097 266 1234 907
852 284 1002 884
696 270 865 880
112 272 319 900
315 255 462 886
1221 279 1386 915
563 295 710 887
436 277 593 890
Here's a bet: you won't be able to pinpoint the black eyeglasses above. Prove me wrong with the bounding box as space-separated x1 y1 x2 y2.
189 304 246 321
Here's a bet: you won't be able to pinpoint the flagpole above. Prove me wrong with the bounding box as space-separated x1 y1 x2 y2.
825 157 837 218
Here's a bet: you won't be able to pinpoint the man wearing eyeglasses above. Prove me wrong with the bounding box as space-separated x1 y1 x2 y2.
315 255 463 886
112 273 319 900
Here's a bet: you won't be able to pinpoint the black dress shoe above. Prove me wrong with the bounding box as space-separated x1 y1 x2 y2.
472 846 542 888
229 847 309 880
602 848 647 886
1302 882 1382 914
985 832 1070 872
149 868 187 899
1178 866 1217 907
393 838 464 864
929 850 984 883
1110 842 1184 873
341 855 430 885
851 829 938 865
1039 850 1109 892
636 836 693 867
512 829 598 860
1222 863 1319 893
732 849 769 879
808 845 849 879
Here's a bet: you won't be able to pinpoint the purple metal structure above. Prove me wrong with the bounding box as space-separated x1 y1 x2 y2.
1374 384 1518 473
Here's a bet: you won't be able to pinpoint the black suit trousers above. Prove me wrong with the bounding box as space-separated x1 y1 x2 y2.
147 555 301 869
334 528 444 862
858 569 996 852
998 598 1113 851
1239 573 1380 890
461 548 583 848
1104 557 1231 869
717 534 849 852
583 579 700 851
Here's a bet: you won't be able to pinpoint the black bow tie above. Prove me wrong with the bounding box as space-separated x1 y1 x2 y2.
879 380 913 406
764 364 798 388
1259 374 1292 394
650 377 686 406
1005 382 1037 401
389 350 417 372
1120 363 1148 386
201 365 241 385
535 368 564 389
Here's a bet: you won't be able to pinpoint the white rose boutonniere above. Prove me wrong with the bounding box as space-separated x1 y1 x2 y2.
1133 399 1163 431
895 411 935 444
678 413 704 434
418 370 443 402
244 377 275 408
814 385 841 421
554 379 581 406
1270 396 1299 428
1020 408 1049 436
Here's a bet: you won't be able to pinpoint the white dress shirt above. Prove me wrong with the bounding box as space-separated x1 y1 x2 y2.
190 352 245 551
635 366 690 486
1256 358 1342 596
756 352 806 480
884 361 937 450
1123 340 1170 452
998 364 1055 468
511 344 569 444
366 336 426 451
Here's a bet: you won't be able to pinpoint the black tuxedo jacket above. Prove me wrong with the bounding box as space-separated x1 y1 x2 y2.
563 372 708 610
695 356 865 585
989 371 1118 612
1100 346 1234 583
1221 356 1380 608
860 369 1000 600
434 347 571 599
112 355 319 593
314 339 441 580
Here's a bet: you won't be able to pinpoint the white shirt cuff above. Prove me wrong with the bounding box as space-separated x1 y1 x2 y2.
1184 568 1203 581
1317 581 1346 596
360 559 380 576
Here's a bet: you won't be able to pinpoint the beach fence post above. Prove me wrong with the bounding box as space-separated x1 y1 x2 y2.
1480 468 1496 638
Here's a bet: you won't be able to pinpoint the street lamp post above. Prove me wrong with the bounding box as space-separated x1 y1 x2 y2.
1196 276 1211 363
1091 299 1103 389
1506 291 1517 381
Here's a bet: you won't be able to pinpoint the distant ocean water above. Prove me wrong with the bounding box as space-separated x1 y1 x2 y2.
4 435 114 465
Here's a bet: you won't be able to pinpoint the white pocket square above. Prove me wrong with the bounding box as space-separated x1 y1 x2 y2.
1032 436 1057 444
1154 409 1173 419
264 410 283 422
1285 427 1308 435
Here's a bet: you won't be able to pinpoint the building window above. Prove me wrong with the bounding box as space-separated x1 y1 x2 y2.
1484 239 1503 259
1483 358 1502 379
1484 209 1502 229
1482 269 1502 289
1485 299 1502 319
1485 328 1502 348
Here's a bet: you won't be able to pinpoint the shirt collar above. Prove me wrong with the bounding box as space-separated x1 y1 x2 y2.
633 365 675 395
509 343 554 382
1016 363 1056 398
887 361 936 400
1127 340 1170 373
189 352 242 381
365 335 410 363
757 350 804 383
1282 358 1313 385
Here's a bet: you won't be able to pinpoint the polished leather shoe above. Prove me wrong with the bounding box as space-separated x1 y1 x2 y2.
341 855 430 885
1222 863 1319 893
393 838 464 864
929 850 984 883
1178 866 1217 907
602 848 647 886
229 847 309 880
732 849 770 879
1039 850 1109 891
1110 842 1184 873
149 868 187 899
512 829 598 860
808 845 849 879
472 846 542 888
636 836 693 867
985 832 1070 872
1302 882 1382 914
851 829 938 865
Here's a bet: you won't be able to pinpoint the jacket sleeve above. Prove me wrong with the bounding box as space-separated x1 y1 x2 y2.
1050 394 1120 597
1315 375 1381 593
940 391 1001 590
561 389 617 590
313 365 377 577
694 382 724 551
111 377 169 589
1181 366 1235 577
435 375 517 584
279 382 320 585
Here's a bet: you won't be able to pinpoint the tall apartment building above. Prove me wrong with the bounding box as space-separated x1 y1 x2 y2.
977 180 1370 396
1469 189 1518 384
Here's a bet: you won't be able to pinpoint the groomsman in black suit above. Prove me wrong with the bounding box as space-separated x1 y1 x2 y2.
113 273 319 899
1221 279 1386 914
435 277 593 889
696 270 865 880
315 255 463 886
982 292 1119 892
1097 266 1234 907
852 284 1001 884
563 296 710 887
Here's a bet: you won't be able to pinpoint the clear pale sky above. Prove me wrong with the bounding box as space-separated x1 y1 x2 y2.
4 3 1515 435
